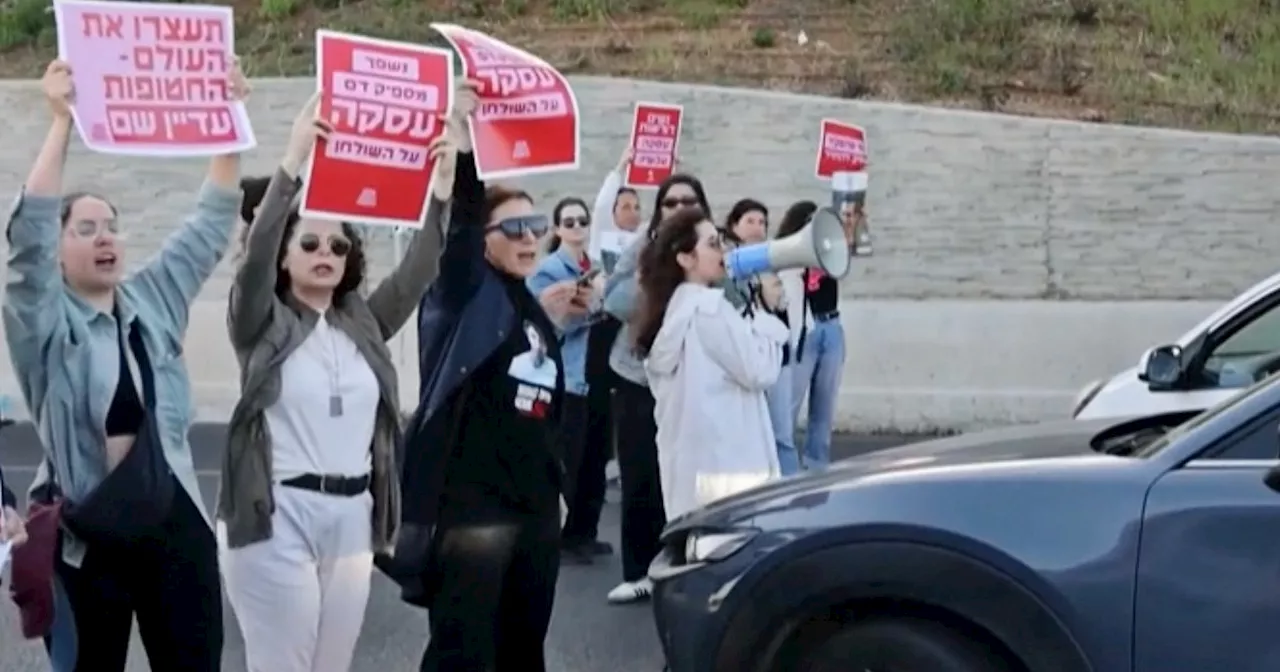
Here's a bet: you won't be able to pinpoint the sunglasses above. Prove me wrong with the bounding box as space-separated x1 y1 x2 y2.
298 232 352 257
661 196 701 210
559 216 590 229
487 214 551 239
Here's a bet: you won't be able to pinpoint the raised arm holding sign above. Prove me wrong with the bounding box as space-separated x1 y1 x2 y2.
52 0 256 156
430 23 580 179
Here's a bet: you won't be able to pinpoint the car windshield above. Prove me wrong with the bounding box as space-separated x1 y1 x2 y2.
1132 373 1280 457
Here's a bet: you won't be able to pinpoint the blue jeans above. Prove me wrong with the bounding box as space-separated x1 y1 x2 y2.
46 576 78 671
791 319 846 469
766 364 799 476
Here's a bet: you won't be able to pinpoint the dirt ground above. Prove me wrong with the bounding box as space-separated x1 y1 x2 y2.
4 0 1280 134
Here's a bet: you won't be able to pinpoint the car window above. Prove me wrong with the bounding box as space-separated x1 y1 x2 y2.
1202 299 1280 387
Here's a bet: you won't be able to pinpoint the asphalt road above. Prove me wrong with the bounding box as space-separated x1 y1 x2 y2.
0 423 918 671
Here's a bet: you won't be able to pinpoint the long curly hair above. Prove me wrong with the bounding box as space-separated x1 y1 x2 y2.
630 207 708 357
273 210 368 302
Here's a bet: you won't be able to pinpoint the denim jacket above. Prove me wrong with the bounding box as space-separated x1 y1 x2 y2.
527 247 595 396
4 181 241 566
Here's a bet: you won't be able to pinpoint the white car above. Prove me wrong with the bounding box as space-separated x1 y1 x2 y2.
1074 270 1280 419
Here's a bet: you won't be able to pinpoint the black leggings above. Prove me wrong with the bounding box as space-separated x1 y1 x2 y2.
422 506 561 671
54 487 222 672
613 377 666 582
562 390 609 544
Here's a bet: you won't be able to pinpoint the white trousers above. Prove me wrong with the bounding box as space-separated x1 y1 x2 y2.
219 484 374 672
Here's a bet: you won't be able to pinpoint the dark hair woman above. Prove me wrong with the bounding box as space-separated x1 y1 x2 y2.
597 172 712 603
633 208 787 519
5 59 249 671
775 200 849 472
391 80 585 671
722 198 798 474
218 93 455 670
533 196 611 564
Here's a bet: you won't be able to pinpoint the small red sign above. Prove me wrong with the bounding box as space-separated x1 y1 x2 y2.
814 119 868 180
432 23 579 180
625 102 683 188
300 30 453 228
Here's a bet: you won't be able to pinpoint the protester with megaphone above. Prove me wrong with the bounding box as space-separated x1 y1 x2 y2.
775 200 853 471
601 173 711 604
636 208 789 519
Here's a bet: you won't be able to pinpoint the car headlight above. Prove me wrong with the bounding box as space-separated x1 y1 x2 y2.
684 529 758 564
1072 379 1104 418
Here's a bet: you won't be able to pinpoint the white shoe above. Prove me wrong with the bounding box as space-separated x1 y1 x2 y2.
606 578 653 604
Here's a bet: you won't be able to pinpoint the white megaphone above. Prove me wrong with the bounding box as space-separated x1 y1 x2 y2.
724 206 851 280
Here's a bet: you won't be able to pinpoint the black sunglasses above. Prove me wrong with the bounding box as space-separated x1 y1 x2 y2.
487 214 551 239
559 216 590 229
298 233 352 257
662 196 700 210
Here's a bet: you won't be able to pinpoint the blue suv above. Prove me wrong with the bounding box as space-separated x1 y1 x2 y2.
650 375 1280 672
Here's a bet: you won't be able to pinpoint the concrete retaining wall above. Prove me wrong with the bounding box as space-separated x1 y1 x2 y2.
0 76 1276 431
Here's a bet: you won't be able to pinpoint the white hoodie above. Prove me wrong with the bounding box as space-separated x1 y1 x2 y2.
644 283 791 521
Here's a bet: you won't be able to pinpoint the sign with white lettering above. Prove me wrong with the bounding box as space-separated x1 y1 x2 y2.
431 23 579 180
300 30 453 228
625 102 683 188
815 119 868 180
53 0 256 156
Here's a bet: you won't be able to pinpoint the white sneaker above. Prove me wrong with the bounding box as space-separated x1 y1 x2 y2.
606 578 653 604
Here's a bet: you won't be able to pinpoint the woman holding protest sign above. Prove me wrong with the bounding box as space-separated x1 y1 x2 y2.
531 197 611 565
4 59 248 672
390 79 585 671
216 89 457 672
602 173 712 604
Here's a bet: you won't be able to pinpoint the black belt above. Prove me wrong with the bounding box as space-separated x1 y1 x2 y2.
814 310 841 322
280 473 371 497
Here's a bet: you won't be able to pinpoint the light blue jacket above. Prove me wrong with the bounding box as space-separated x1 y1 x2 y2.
603 236 647 386
527 246 595 396
3 181 241 566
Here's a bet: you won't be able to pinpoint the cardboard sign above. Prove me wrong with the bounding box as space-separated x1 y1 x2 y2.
814 119 868 180
625 102 683 188
300 30 453 228
430 23 579 180
53 0 256 156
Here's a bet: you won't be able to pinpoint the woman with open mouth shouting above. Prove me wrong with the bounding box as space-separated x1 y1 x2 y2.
4 58 249 672
389 80 587 671
217 89 458 672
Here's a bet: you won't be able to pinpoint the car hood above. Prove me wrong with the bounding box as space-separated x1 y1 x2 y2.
665 415 1147 533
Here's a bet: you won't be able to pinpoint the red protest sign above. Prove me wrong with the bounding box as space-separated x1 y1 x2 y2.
300 30 453 228
814 119 868 180
431 23 579 180
625 102 683 188
53 0 256 156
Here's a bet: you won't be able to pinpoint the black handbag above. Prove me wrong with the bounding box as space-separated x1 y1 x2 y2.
61 322 174 545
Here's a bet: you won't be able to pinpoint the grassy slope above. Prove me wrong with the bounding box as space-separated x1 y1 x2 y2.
4 0 1280 134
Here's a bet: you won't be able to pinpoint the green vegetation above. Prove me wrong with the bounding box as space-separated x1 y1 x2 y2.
3 0 1280 134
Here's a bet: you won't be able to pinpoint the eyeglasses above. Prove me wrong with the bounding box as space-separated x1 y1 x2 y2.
66 218 121 239
559 216 590 229
298 233 352 257
487 214 551 239
661 196 700 210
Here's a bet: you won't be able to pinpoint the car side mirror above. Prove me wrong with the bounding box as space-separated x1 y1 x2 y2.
1141 344 1183 388
1264 463 1280 494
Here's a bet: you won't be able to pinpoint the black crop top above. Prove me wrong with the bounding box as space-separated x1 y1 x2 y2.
105 330 145 437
